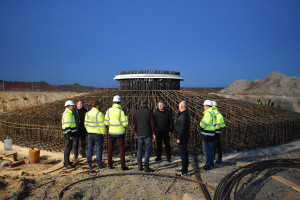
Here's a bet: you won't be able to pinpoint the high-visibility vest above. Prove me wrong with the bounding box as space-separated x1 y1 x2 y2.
213 107 226 133
61 107 77 134
200 107 216 136
105 104 128 136
268 101 274 107
257 101 262 105
84 107 106 135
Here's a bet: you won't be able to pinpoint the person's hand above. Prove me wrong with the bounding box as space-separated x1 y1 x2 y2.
176 139 180 144
135 134 138 139
152 134 156 142
70 137 73 140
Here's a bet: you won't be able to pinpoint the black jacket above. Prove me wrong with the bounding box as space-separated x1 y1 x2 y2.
73 107 88 134
174 110 190 141
153 108 174 134
134 106 155 137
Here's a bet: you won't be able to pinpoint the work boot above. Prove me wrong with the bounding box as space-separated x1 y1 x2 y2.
202 165 211 170
122 166 129 171
138 166 144 171
144 167 154 172
176 172 187 177
216 158 222 164
155 157 162 161
97 163 106 169
64 164 75 169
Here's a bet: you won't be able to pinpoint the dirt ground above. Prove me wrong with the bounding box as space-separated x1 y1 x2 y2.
0 140 300 200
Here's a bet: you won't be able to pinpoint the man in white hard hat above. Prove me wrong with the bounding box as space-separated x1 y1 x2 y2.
212 101 226 164
105 95 129 170
199 100 216 170
61 100 77 168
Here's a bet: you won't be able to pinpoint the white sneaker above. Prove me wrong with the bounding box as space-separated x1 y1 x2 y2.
176 172 187 176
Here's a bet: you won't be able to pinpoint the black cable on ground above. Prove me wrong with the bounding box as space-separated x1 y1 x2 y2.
192 153 212 200
58 172 215 200
213 158 300 200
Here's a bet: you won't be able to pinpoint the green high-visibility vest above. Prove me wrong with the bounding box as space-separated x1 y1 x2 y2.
61 107 76 134
213 107 226 133
85 107 106 135
105 104 128 136
200 107 216 136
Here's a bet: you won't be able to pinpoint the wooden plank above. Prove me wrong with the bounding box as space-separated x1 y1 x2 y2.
236 162 253 167
272 176 300 193
9 159 25 168
0 152 18 162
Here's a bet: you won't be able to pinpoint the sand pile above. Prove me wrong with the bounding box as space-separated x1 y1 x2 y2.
221 72 300 97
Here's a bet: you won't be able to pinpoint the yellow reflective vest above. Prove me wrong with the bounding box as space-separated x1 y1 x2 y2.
213 107 226 133
84 107 106 135
105 104 128 136
200 107 216 136
61 107 77 134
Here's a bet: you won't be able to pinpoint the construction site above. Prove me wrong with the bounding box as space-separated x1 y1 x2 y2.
0 72 300 200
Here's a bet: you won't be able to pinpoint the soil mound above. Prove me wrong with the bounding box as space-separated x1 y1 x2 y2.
221 72 300 96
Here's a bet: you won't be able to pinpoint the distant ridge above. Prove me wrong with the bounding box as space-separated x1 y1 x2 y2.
220 72 300 96
0 81 100 92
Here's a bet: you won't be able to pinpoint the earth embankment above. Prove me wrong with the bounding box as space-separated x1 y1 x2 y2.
0 92 84 112
216 72 300 113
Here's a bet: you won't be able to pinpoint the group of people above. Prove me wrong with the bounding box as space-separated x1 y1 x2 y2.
61 95 225 176
199 100 226 171
257 98 274 107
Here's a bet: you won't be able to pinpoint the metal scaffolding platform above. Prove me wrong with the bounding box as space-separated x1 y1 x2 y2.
114 70 184 90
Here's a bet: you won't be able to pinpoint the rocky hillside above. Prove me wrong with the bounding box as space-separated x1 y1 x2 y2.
220 72 300 97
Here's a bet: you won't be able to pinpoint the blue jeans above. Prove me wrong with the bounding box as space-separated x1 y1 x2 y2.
87 133 104 166
137 136 152 169
202 141 214 166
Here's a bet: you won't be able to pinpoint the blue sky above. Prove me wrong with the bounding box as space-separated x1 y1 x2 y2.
1 0 299 88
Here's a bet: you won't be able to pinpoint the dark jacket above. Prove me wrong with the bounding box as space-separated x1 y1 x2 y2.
153 108 174 134
134 106 155 137
73 107 88 134
174 110 190 141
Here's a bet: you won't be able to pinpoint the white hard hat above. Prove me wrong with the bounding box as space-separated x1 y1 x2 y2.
212 101 217 107
64 100 75 107
113 95 121 102
203 100 213 106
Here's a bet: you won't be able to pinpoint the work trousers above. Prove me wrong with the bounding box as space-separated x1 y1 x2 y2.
203 141 214 166
178 137 189 173
64 133 73 165
107 135 126 168
87 133 104 167
214 133 222 160
156 132 171 159
137 136 152 169
73 132 87 157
